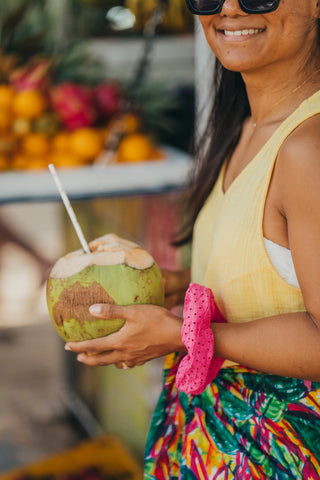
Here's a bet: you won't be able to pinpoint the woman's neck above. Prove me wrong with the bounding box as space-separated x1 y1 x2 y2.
243 63 320 128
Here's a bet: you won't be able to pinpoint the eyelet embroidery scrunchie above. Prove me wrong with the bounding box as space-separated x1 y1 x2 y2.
176 282 226 395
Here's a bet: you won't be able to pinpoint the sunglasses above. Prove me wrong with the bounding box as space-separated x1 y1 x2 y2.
185 0 280 15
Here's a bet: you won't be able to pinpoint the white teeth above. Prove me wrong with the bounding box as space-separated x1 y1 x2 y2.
224 28 262 36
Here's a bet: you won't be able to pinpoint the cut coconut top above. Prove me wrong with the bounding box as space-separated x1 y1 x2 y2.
50 233 155 278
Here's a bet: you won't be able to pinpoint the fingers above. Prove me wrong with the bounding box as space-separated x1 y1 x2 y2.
76 351 144 369
65 334 117 354
77 350 122 367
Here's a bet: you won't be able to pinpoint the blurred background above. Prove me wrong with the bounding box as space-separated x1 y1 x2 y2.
0 0 199 478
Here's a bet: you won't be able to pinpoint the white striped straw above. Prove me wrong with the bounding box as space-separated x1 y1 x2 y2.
48 164 90 254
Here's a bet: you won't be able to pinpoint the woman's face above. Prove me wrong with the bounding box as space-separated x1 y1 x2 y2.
199 0 320 74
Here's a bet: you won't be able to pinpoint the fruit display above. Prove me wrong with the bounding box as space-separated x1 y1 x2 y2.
0 3 166 171
0 77 166 171
46 233 165 342
0 0 195 172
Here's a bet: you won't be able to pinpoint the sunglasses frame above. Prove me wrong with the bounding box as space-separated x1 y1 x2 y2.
185 0 280 15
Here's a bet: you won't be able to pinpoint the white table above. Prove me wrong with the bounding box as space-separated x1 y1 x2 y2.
0 146 192 204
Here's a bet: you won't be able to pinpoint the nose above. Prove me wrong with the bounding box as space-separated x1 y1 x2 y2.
220 0 247 15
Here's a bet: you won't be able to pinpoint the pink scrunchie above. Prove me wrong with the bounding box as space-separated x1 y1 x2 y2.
176 283 226 395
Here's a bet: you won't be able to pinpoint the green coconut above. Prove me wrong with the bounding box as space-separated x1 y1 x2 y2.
46 233 165 342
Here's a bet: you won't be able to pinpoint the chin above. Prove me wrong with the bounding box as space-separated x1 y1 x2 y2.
218 55 260 73
218 60 249 73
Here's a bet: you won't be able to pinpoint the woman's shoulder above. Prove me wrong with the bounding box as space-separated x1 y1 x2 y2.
277 113 320 183
272 113 320 223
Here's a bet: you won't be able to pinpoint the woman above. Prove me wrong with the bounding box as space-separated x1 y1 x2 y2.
65 0 320 477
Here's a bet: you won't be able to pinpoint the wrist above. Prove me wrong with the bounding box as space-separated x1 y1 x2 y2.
179 268 191 291
210 322 228 359
164 310 186 353
176 269 191 305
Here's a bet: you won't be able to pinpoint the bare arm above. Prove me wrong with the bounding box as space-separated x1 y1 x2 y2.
213 312 320 381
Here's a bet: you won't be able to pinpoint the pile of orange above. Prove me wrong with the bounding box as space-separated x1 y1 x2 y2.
0 83 165 171
10 128 105 170
116 133 165 163
101 113 165 164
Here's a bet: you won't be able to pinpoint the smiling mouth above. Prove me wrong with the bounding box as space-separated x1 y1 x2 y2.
222 28 265 37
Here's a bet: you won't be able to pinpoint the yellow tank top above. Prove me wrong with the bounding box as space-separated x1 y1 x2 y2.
191 90 320 324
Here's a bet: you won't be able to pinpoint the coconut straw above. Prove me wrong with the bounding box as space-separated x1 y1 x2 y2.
48 164 91 254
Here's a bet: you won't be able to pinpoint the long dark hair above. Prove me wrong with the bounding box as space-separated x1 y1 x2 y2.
175 59 250 245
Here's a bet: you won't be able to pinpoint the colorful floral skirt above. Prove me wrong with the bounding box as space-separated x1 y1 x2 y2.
144 353 320 480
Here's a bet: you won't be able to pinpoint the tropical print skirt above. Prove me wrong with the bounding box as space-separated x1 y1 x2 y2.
144 353 320 480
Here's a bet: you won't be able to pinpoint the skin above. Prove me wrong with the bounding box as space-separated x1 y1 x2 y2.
66 0 320 381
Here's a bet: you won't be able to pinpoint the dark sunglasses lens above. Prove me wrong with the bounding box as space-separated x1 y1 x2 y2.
241 0 280 11
188 0 280 13
189 0 222 13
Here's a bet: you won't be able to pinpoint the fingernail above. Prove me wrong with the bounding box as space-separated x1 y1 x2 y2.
65 344 72 351
89 305 101 314
77 354 85 362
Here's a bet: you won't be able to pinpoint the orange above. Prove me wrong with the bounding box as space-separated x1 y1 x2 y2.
0 109 12 131
150 148 166 161
121 113 142 133
48 151 88 169
116 133 155 163
11 153 30 169
12 89 47 119
98 126 110 142
51 132 70 152
0 134 15 156
0 85 15 110
27 156 50 170
21 133 50 156
12 153 48 170
0 154 9 170
109 113 142 135
69 128 103 160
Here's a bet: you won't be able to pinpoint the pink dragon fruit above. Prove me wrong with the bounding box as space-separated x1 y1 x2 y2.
93 82 123 119
10 57 52 92
50 83 97 130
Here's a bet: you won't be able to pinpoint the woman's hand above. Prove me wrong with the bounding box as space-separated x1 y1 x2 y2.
161 268 191 310
65 303 186 368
